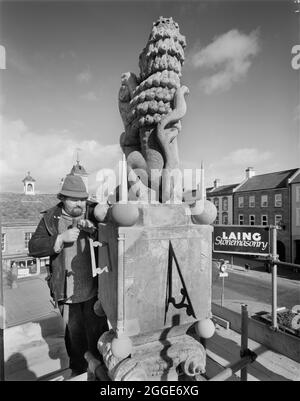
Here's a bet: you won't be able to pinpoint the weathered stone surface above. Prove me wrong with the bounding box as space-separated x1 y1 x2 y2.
98 330 206 381
118 17 189 202
134 203 191 227
97 205 212 339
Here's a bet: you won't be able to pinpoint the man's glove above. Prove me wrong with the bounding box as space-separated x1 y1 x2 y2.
60 227 80 243
54 227 80 252
77 219 96 235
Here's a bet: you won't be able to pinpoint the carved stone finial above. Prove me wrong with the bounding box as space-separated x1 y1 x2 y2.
118 17 189 202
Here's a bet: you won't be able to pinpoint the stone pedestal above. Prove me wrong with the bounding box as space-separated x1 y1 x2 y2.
98 330 206 381
96 204 213 380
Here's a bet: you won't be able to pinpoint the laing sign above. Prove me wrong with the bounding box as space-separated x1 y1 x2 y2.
213 226 270 256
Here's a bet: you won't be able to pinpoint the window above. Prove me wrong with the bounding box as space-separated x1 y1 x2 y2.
222 197 228 211
261 195 268 207
239 214 244 225
215 213 219 225
249 196 255 208
222 212 228 225
24 232 32 249
238 196 244 208
275 215 282 226
1 233 6 252
261 215 268 226
213 198 219 210
296 186 300 203
296 208 300 226
274 194 282 207
249 215 255 226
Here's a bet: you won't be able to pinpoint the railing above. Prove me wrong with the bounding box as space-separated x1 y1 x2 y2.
209 304 256 381
268 226 300 331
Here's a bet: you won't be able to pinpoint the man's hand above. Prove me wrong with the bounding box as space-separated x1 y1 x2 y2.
60 227 80 243
77 219 96 234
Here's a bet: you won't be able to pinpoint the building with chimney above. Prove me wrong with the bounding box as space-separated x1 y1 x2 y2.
233 168 300 262
1 158 90 284
0 175 57 283
289 170 300 264
206 179 239 225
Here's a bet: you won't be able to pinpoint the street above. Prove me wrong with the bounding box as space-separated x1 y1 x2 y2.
212 264 300 315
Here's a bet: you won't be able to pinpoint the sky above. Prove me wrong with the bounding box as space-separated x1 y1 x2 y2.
0 0 299 194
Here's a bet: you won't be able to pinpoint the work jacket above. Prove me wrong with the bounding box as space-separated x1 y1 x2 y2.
28 201 99 304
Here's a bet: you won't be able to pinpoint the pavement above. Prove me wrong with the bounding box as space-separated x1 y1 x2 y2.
205 325 300 381
2 262 299 381
3 274 69 381
3 273 56 328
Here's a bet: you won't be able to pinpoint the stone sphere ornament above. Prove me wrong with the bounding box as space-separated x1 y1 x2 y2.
191 200 217 225
111 333 133 359
111 202 139 226
94 203 109 222
195 318 215 339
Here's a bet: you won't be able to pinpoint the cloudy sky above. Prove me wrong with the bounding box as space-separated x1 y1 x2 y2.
0 0 299 194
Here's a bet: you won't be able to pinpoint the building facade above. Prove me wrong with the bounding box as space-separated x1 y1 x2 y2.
1 221 47 280
0 175 57 284
289 170 300 264
207 180 239 226
234 168 299 262
1 162 90 284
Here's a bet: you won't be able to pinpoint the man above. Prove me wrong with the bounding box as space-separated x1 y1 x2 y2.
29 174 108 376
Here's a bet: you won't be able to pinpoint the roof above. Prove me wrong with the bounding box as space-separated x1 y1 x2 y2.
289 169 300 184
207 184 239 196
0 193 58 225
236 169 299 192
22 172 36 183
70 162 88 176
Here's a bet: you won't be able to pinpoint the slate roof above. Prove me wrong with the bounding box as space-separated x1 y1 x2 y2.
236 169 299 192
0 193 58 225
207 184 239 196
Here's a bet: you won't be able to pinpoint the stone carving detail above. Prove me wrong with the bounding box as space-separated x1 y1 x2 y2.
98 330 206 381
98 330 123 374
118 17 189 202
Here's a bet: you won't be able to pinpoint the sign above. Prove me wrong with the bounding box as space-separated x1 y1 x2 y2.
219 272 228 278
213 225 270 256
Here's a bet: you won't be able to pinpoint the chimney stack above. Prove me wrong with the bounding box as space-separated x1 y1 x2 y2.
246 167 255 179
214 179 220 189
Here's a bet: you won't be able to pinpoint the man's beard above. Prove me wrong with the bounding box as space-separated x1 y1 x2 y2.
69 206 84 217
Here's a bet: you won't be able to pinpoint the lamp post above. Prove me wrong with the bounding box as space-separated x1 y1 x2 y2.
0 224 4 381
270 225 278 330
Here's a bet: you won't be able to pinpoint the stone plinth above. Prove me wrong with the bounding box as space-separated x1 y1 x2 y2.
97 204 213 341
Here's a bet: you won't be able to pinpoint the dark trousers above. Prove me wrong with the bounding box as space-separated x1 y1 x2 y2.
59 296 108 374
